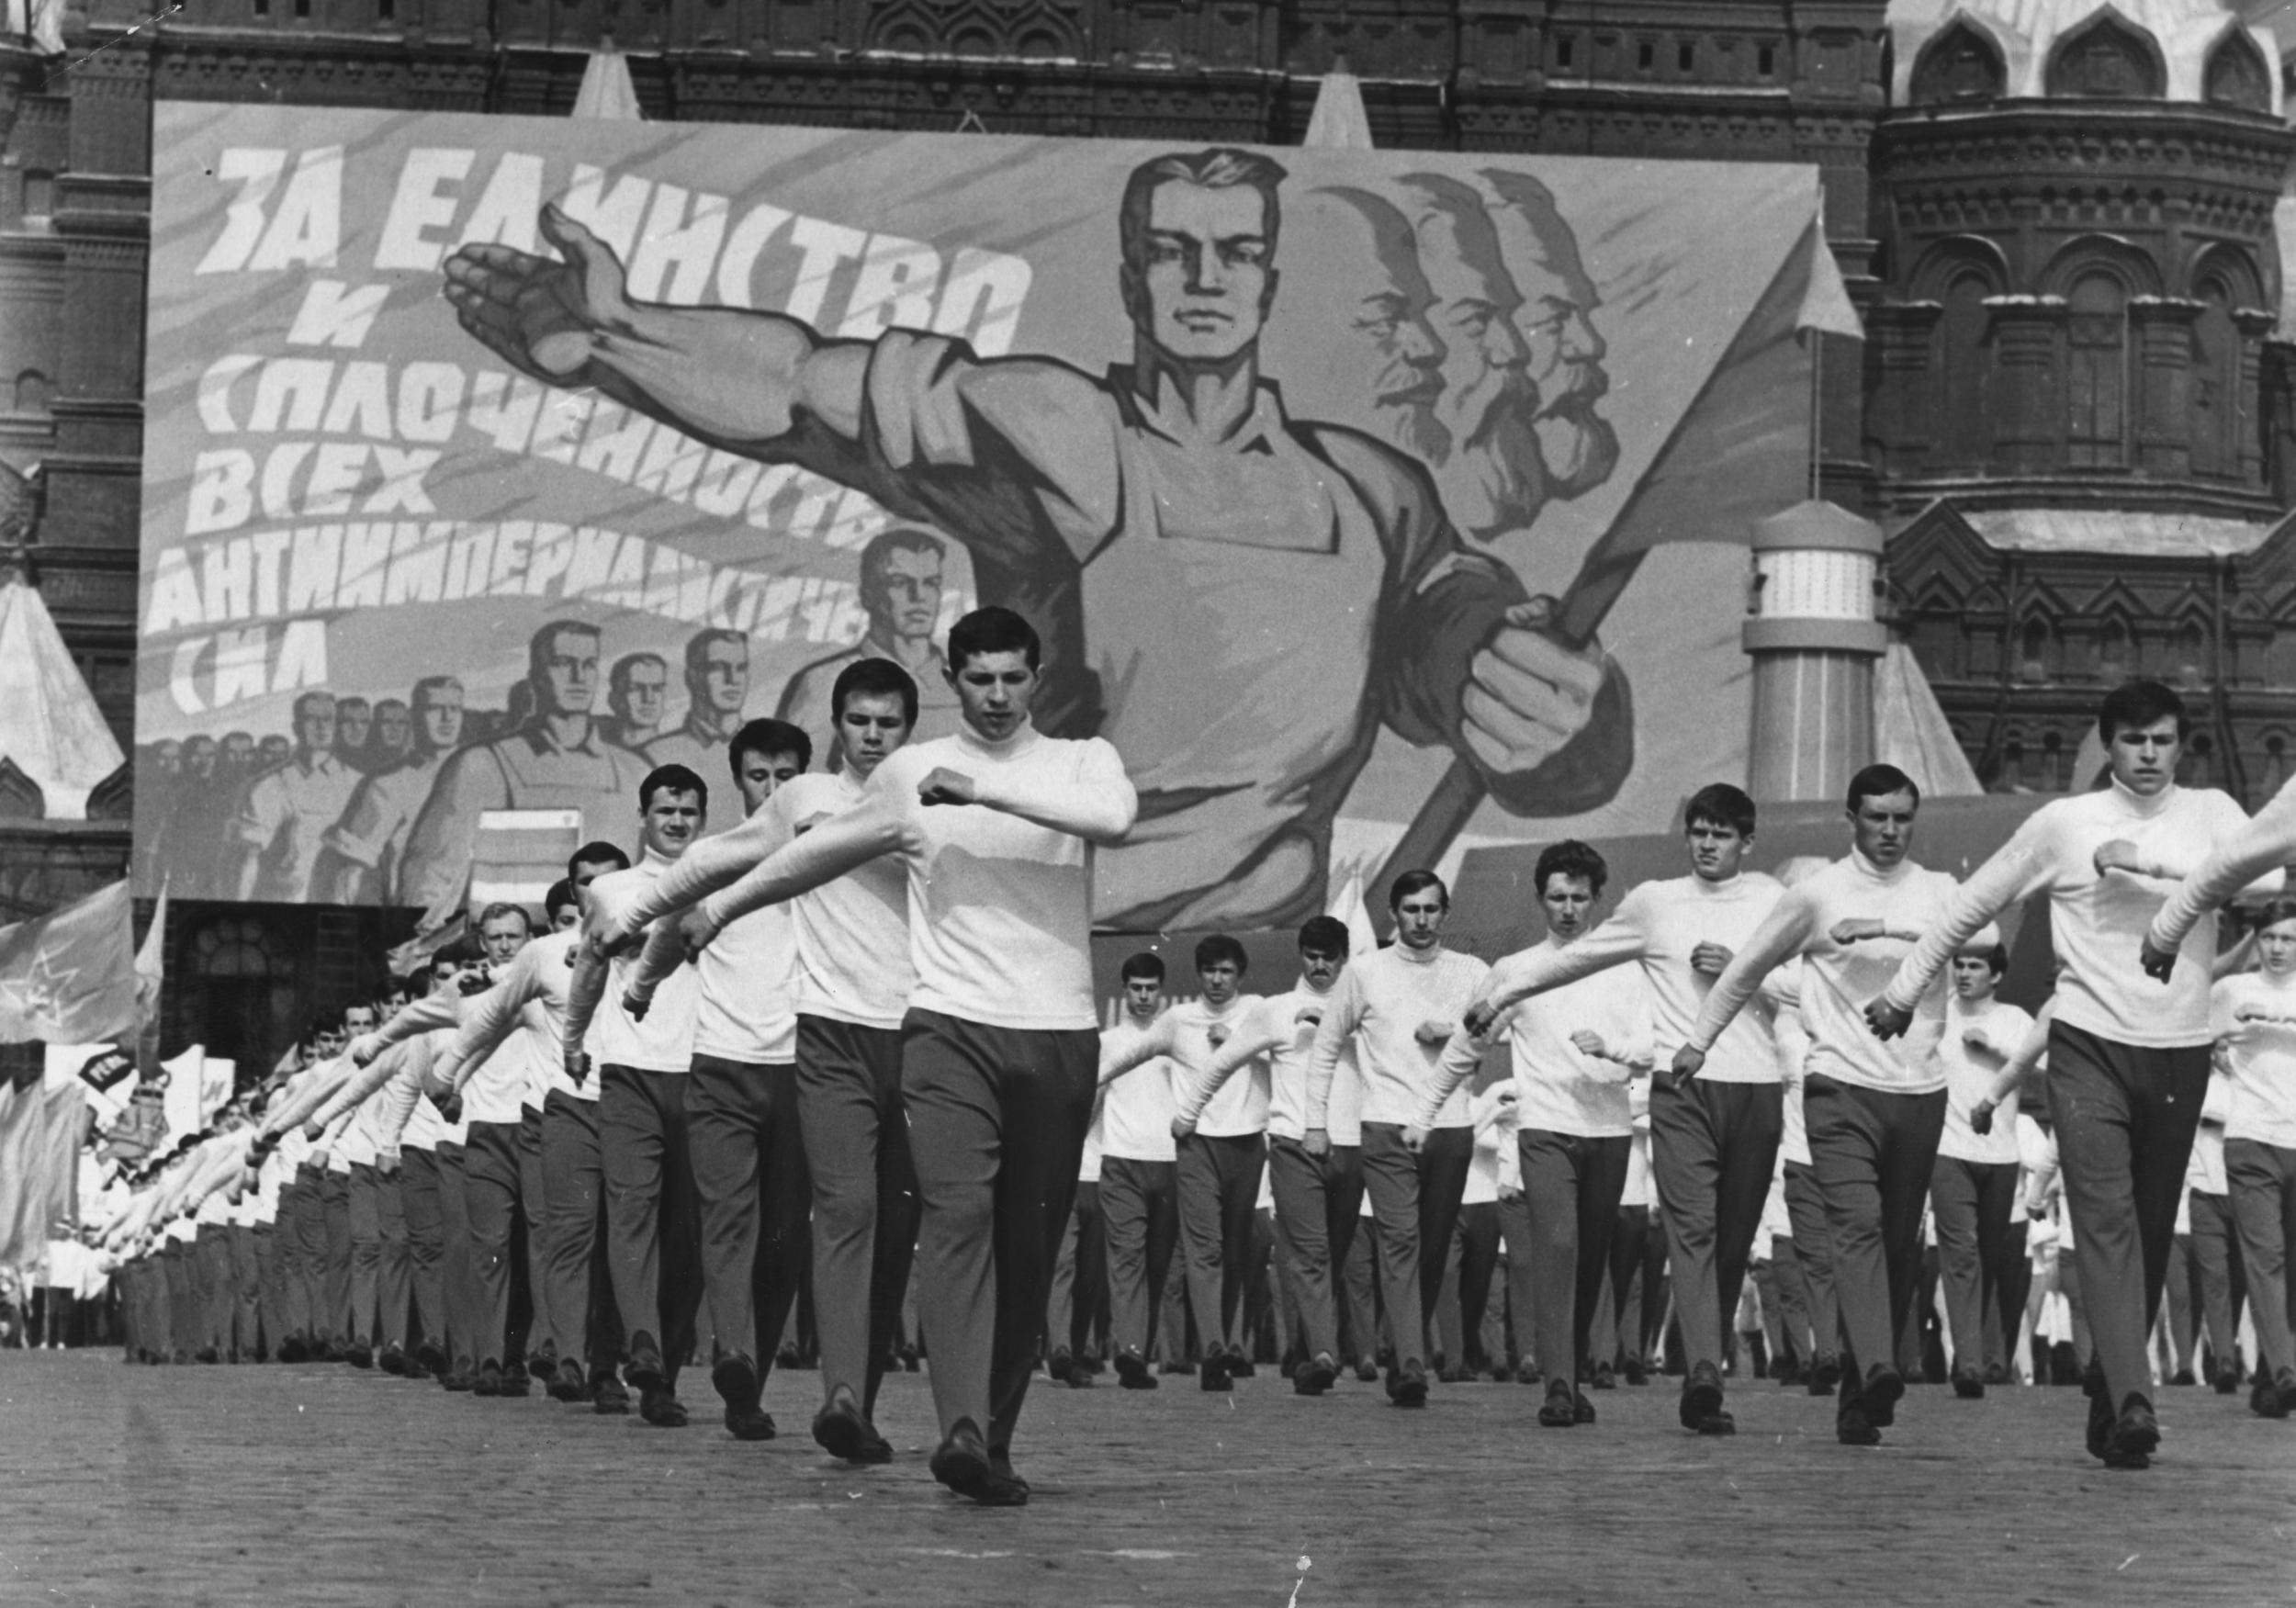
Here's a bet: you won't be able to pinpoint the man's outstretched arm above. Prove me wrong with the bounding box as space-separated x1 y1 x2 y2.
444 207 870 455
2147 781 2296 973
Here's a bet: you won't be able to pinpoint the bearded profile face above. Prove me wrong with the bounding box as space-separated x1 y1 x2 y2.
1482 170 1620 504
1275 187 1449 465
1402 182 1548 542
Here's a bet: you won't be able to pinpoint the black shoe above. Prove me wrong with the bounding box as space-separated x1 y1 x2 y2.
1047 1347 1075 1385
713 1355 774 1440
1862 1365 1905 1428
2279 1368 2296 1415
1622 1355 1649 1387
1773 1359 1803 1389
1225 1353 1256 1379
495 1362 531 1397
278 1336 308 1364
1809 1355 1841 1396
345 1342 375 1370
1574 1388 1597 1424
473 1361 502 1397
1114 1349 1157 1390
1838 1403 1881 1446
413 1339 446 1376
1065 1358 1094 1389
442 1361 477 1392
1437 1366 1472 1384
1386 1365 1429 1408
813 1395 894 1464
638 1387 690 1428
377 1344 410 1377
194 1346 219 1365
1200 1353 1232 1393
1293 1353 1337 1397
2213 1366 2240 1395
591 1373 631 1415
2170 1367 2197 1387
524 1344 558 1381
1537 1381 1576 1428
1158 1359 1191 1376
625 1332 667 1392
1983 1362 2009 1387
1681 1362 1726 1432
1589 1363 1617 1390
2250 1376 2290 1420
931 1420 1027 1507
2105 1394 2157 1468
548 1358 589 1401
1952 1366 1985 1400
987 1446 1031 1499
1355 1357 1380 1383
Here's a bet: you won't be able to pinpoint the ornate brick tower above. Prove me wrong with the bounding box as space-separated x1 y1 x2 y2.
1871 0 2296 799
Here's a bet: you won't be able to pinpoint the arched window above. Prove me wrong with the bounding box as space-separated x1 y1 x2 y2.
12 370 48 414
186 916 300 1080
2045 15 2165 98
2099 616 2133 681
2177 619 2208 688
20 169 52 223
2186 732 2215 789
2066 272 2129 467
1936 270 1995 468
2190 272 2257 483
1911 20 2006 104
2020 617 2051 682
2204 30 2271 113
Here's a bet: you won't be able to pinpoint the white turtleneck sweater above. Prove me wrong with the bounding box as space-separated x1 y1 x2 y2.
1307 943 1490 1130
1475 871 1787 1085
686 722 1135 1032
1885 781 2256 1048
1690 850 1960 1096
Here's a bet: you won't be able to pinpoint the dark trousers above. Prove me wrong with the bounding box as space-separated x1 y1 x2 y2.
2227 1138 2296 1381
1359 1121 1473 1376
2188 1186 2247 1377
687 1054 813 1389
1931 1154 2022 1377
229 1224 261 1355
1519 1127 1632 1389
1048 1180 1109 1361
319 1168 353 1346
900 1008 1096 1450
517 1108 556 1366
1266 1136 1363 1365
163 1243 195 1357
602 1064 703 1386
376 1172 411 1350
1496 1194 1537 1368
253 1224 285 1357
290 1169 329 1344
436 1142 481 1372
1437 1200 1503 1369
278 1177 313 1344
1176 1132 1267 1360
197 1226 233 1353
347 1164 383 1348
1781 1161 1839 1362
1340 1197 1379 1364
2048 1023 2210 1410
398 1147 449 1359
1593 1201 1668 1368
1649 1077 1784 1376
464 1119 535 1370
795 1017 917 1418
541 1092 623 1377
1805 1076 1946 1411
1100 1154 1179 1359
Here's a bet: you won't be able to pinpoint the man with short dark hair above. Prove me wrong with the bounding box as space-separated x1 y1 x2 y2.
1097 953 1181 1390
1428 839 1651 1428
1107 934 1270 1390
1930 932 2032 1396
1681 765 1961 1445
1467 783 1786 1436
564 766 707 1425
644 630 753 793
623 661 923 1459
1875 680 2263 1467
1186 916 1365 1395
594 607 1135 1502
1314 870 1491 1407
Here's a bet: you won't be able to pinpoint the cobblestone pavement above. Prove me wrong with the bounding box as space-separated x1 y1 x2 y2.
1 1351 2290 1606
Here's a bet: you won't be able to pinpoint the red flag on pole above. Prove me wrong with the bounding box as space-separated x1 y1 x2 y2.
0 882 138 1045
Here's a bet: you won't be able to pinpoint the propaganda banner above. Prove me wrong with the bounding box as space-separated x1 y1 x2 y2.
139 104 1831 933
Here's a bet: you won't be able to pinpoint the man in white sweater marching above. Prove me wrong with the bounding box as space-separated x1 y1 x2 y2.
1311 871 1491 1407
593 607 1136 1505
1462 784 1785 1436
1869 680 2264 1468
1679 764 1960 1446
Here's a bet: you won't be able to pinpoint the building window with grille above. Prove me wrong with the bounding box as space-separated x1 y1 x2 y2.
2065 272 2129 467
